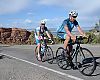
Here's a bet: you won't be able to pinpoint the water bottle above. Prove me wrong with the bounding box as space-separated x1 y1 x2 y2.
41 46 45 56
41 45 45 53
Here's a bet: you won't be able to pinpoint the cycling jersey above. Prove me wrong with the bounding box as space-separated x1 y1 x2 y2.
62 18 79 32
35 26 48 44
57 18 79 39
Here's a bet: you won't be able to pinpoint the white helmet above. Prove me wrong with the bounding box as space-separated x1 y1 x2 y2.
40 20 46 24
69 11 78 17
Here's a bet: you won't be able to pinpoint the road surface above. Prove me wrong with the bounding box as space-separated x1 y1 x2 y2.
0 44 100 80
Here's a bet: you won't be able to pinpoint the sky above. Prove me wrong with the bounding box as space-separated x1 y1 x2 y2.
0 0 100 31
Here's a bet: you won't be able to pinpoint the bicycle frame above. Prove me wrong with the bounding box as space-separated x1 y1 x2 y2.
68 36 84 61
40 37 48 53
70 43 82 61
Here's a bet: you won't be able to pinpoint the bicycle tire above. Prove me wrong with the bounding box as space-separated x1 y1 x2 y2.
76 47 96 76
56 47 71 70
45 46 54 64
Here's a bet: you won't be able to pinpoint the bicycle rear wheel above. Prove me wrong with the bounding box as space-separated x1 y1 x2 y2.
76 47 96 76
56 47 71 70
45 46 54 64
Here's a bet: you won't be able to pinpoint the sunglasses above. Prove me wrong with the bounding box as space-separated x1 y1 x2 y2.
72 16 77 18
41 24 45 25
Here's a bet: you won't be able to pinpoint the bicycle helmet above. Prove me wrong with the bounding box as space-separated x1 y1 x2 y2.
40 20 46 24
69 11 78 17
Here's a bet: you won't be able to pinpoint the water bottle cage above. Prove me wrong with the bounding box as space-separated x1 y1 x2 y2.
41 45 45 53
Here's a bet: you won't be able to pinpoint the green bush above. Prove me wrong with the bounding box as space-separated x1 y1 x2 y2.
53 37 64 44
96 33 100 43
28 31 35 45
85 32 100 44
53 32 100 44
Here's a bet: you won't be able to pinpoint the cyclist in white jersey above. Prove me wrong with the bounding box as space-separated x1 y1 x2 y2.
35 20 53 61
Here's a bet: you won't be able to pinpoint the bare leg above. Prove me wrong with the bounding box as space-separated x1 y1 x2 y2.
64 36 75 68
37 43 41 61
64 35 70 49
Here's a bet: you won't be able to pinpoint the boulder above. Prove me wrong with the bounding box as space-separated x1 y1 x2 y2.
0 28 31 44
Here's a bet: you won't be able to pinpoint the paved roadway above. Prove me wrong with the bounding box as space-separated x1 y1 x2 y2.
0 44 100 80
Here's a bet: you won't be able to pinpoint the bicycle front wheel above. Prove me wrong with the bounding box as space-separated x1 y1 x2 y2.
76 47 96 76
56 47 71 70
45 46 54 64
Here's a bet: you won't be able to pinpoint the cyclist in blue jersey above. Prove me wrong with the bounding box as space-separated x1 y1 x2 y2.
35 20 53 61
62 11 87 60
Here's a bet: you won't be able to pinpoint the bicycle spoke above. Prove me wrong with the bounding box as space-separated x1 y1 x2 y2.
56 47 71 70
76 48 96 76
46 46 54 64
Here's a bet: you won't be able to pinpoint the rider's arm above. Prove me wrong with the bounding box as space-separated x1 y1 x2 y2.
37 31 40 37
37 31 42 40
35 27 40 38
44 27 52 39
64 25 76 42
46 31 52 39
35 27 41 39
77 26 86 37
64 25 73 37
46 31 54 44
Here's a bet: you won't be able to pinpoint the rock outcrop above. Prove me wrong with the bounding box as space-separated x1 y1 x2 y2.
0 28 31 45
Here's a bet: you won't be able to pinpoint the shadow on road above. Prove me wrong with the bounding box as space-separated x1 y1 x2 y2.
92 57 100 76
52 57 57 64
52 56 100 76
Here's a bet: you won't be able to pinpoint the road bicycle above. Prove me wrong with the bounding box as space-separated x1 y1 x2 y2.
35 37 54 64
56 36 96 76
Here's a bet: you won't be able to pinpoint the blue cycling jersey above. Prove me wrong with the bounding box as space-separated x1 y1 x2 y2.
62 18 79 32
57 18 79 39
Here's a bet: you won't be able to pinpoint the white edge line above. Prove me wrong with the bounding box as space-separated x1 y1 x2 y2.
0 53 84 80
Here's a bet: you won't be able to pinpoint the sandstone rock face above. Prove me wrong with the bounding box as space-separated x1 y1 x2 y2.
0 28 31 44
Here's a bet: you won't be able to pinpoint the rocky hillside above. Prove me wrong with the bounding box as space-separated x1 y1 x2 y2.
0 28 32 45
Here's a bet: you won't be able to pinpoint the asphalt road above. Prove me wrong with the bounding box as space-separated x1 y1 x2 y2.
0 44 100 80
